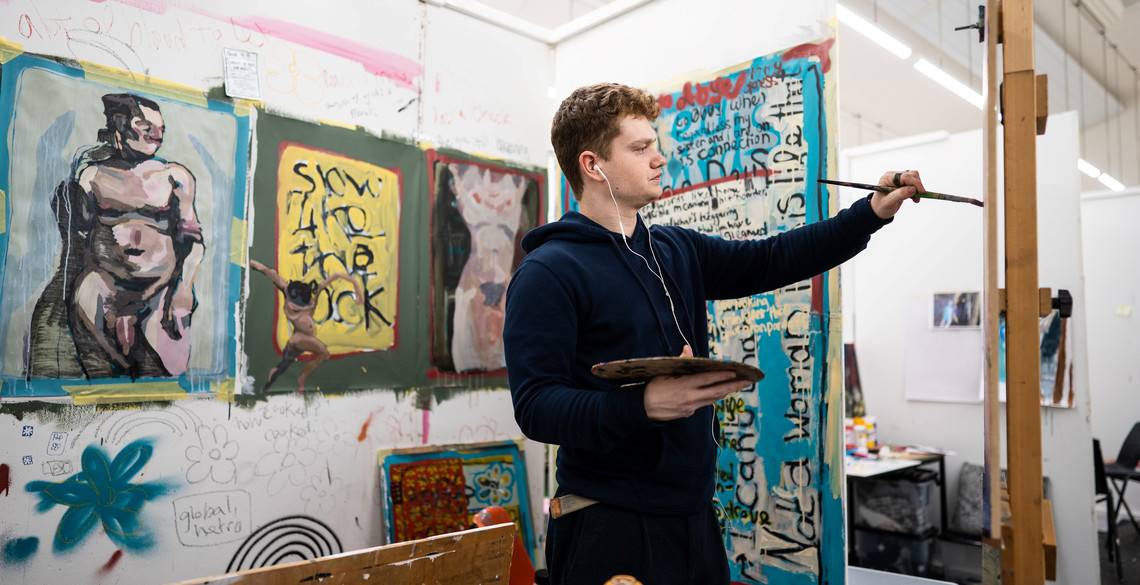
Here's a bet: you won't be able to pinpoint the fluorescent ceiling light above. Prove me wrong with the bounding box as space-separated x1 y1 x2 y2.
1098 172 1126 192
837 4 912 59
913 59 983 109
1077 158 1102 178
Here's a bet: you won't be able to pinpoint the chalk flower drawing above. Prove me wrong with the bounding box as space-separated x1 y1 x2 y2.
25 439 173 552
300 473 341 515
254 434 317 496
470 461 514 506
185 425 239 484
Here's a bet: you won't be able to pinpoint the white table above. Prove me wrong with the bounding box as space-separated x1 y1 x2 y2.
845 457 922 478
849 566 955 584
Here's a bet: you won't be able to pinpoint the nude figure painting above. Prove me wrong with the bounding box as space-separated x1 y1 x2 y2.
0 52 247 398
427 152 542 375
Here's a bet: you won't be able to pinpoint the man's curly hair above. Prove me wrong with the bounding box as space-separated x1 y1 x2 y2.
551 83 660 199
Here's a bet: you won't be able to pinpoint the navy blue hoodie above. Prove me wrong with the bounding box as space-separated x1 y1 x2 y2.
504 195 889 515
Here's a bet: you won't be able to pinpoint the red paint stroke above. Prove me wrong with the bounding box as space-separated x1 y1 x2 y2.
356 413 374 442
98 550 123 575
658 166 777 200
782 38 836 73
811 274 824 314
421 408 430 445
223 15 422 89
0 463 11 496
673 75 747 110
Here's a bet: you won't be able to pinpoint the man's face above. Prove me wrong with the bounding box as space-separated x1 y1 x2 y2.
124 106 164 156
596 115 666 209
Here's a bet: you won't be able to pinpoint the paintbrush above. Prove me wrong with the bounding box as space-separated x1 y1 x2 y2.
817 178 984 208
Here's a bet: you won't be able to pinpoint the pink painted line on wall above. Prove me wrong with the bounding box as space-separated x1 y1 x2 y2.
93 0 169 14
421 408 430 445
89 3 421 88
227 15 422 90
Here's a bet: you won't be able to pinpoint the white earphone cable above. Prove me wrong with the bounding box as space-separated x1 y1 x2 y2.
595 164 721 450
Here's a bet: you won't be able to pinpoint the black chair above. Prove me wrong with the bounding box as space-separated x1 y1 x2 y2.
1094 439 1123 582
1105 422 1140 537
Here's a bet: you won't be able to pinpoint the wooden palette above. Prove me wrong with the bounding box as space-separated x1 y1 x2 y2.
591 356 764 384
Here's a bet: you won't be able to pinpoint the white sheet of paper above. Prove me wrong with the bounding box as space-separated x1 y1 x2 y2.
223 48 260 100
904 298 984 403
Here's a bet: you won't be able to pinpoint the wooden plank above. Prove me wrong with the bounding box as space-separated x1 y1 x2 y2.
1038 287 1052 318
1001 0 1035 73
170 524 516 585
1003 65 1045 585
983 0 1003 544
999 490 1057 581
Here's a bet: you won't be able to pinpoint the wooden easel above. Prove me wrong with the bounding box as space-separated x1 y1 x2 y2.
983 1 1056 583
171 523 516 585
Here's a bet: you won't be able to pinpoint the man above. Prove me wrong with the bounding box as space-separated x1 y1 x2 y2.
504 83 923 584
28 93 203 379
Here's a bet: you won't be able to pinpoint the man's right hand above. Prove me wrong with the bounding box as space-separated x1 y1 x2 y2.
643 345 752 422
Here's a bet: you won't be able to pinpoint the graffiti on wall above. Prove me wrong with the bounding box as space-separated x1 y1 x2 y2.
643 38 841 584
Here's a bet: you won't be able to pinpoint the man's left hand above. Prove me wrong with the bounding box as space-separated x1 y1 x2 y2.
870 170 925 219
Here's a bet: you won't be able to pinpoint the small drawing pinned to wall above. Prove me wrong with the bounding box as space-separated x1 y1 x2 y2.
932 292 981 328
46 431 67 455
21 455 33 465
21 426 34 437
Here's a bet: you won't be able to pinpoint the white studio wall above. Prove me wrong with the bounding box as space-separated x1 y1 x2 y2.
1081 187 1140 526
553 0 834 102
841 111 1099 584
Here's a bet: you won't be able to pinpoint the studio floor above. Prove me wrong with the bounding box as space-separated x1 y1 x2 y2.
1100 526 1140 584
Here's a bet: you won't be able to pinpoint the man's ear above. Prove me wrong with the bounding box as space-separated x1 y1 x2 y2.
579 152 602 180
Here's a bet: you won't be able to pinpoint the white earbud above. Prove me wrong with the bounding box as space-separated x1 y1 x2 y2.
593 163 608 181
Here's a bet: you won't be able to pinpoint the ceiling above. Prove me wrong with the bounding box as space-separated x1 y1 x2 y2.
476 0 1140 185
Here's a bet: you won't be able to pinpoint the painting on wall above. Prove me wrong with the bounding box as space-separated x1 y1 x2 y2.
643 38 842 584
932 291 981 328
844 343 866 418
426 151 543 376
998 311 1075 407
0 50 249 401
378 440 535 559
245 113 425 394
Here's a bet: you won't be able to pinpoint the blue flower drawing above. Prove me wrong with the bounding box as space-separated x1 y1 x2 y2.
469 462 515 506
26 439 174 553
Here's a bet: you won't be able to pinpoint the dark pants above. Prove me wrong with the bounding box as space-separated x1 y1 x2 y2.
545 500 730 585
